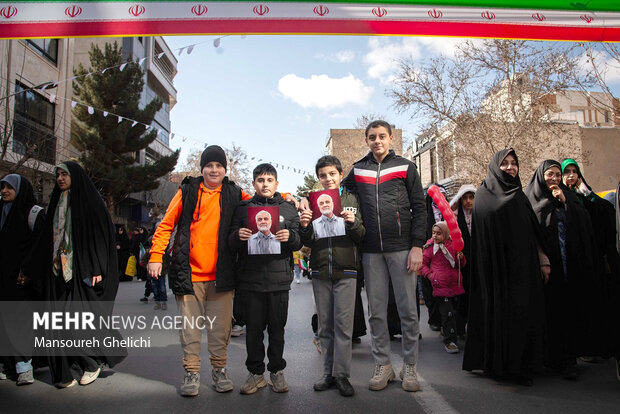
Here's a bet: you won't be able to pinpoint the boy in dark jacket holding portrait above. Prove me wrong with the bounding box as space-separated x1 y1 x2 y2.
229 163 302 395
299 155 365 397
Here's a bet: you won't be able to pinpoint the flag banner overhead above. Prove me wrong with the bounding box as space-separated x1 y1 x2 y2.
0 1 619 41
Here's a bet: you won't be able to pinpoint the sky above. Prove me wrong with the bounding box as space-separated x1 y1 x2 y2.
163 35 620 193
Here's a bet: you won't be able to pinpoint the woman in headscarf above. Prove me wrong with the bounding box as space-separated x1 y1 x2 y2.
525 160 607 380
562 158 619 280
0 174 45 385
115 225 131 281
449 184 476 339
462 149 548 386
21 161 126 388
562 158 620 374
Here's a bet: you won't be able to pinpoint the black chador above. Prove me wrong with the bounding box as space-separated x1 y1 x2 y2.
463 149 546 381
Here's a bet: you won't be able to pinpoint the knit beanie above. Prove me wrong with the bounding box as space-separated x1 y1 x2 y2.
200 145 227 171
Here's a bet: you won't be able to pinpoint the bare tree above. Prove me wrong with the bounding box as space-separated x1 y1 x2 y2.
390 39 595 184
577 43 620 116
353 113 388 129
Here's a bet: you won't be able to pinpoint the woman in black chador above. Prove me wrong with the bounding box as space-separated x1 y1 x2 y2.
462 149 547 386
0 174 45 384
525 160 607 380
22 161 126 388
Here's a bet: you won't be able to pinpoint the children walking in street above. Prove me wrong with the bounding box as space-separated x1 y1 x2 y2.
420 222 466 354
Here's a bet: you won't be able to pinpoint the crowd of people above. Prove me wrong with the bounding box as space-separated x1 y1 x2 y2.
0 120 618 398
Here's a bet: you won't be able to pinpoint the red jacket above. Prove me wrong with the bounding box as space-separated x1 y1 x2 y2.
420 238 466 298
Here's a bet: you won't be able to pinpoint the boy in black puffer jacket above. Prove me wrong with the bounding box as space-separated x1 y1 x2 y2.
229 163 301 395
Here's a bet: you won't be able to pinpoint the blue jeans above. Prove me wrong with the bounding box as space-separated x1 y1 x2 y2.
149 275 168 302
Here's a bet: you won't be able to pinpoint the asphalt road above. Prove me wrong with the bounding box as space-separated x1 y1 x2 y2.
2 277 620 414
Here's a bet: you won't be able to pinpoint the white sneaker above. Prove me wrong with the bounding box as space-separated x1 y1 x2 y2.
231 325 245 337
79 367 101 385
368 364 395 391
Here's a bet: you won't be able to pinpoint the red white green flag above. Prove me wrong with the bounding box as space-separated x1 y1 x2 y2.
0 1 619 40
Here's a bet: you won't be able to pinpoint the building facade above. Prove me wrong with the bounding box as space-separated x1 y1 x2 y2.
411 90 620 193
0 36 178 225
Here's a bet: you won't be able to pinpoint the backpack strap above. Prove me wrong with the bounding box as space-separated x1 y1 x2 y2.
28 205 43 231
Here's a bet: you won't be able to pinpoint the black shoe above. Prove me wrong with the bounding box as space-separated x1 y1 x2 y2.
334 376 355 397
313 375 335 391
139 297 148 303
352 337 361 344
516 375 533 387
429 324 441 332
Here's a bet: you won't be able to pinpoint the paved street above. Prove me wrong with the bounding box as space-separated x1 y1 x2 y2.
2 277 620 413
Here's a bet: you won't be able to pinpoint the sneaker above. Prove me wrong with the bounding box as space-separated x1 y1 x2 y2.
240 372 267 395
400 363 421 392
444 342 459 354
368 364 395 391
161 302 167 310
16 370 34 385
139 297 148 303
153 302 161 310
211 367 234 392
334 376 355 397
57 379 78 388
429 324 441 332
231 324 245 337
0 372 8 380
313 337 322 353
313 374 335 391
296 279 301 284
269 370 289 393
79 367 101 385
180 371 200 397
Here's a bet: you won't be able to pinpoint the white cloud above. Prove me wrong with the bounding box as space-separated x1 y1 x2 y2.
278 74 374 110
363 37 422 83
579 49 620 84
363 37 476 84
315 50 356 63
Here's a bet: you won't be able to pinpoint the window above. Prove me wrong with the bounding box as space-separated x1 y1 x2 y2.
26 39 58 64
12 82 57 165
145 147 162 165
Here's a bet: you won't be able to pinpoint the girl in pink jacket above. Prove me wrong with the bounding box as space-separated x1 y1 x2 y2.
420 222 466 354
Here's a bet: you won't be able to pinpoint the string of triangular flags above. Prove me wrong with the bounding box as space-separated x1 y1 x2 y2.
51 93 314 176
6 35 237 101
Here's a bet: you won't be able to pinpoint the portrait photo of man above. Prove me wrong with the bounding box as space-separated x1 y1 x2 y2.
248 209 281 255
311 192 346 239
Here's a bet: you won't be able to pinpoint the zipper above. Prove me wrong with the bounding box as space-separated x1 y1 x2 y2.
396 198 402 237
328 236 333 279
376 162 384 251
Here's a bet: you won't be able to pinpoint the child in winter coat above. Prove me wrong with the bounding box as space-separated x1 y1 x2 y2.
420 221 466 354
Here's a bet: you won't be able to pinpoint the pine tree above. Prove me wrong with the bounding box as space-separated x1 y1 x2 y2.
296 174 321 198
71 41 179 216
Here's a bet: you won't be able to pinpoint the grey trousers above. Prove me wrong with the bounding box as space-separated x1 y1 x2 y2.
312 277 357 377
363 251 419 366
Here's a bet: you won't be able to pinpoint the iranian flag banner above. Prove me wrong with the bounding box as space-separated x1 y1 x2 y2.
0 0 619 40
